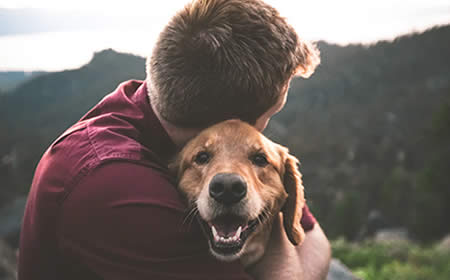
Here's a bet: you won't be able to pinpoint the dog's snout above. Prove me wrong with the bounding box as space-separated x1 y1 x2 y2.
209 173 247 205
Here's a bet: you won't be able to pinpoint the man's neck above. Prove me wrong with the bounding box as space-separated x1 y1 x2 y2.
150 101 201 151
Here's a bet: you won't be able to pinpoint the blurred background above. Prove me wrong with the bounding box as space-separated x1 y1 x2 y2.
0 0 449 279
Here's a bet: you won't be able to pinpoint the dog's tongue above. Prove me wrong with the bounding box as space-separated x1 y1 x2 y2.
212 216 246 237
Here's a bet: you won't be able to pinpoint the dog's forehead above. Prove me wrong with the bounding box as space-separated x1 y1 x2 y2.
201 120 264 148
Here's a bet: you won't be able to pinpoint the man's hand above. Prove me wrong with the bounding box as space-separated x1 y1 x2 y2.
247 213 331 280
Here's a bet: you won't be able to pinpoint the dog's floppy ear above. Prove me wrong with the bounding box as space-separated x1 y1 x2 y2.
281 154 306 246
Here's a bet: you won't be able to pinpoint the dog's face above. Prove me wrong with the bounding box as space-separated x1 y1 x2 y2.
171 120 305 264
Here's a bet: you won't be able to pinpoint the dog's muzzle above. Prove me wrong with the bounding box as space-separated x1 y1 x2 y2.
195 172 262 260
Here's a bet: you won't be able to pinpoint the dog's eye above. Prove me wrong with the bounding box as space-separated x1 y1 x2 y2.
194 151 211 165
250 153 268 167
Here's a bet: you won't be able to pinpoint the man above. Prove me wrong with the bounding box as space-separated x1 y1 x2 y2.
18 0 331 279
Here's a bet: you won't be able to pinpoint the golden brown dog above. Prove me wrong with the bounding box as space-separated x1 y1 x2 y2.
171 119 305 266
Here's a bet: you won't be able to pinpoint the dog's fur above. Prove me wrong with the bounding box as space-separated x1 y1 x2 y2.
171 120 305 266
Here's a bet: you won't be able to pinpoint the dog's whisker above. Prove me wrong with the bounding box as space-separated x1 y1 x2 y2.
182 208 195 225
182 206 199 227
260 206 273 226
187 208 199 229
178 207 200 232
256 212 264 226
261 212 269 225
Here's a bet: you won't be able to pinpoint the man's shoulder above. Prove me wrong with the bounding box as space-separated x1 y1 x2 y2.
35 79 175 199
35 118 171 204
72 160 186 212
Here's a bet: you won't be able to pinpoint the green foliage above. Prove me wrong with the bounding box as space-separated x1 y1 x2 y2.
378 166 415 226
332 239 450 280
325 192 364 239
412 101 450 240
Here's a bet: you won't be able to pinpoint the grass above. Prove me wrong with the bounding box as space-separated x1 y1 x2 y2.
331 238 450 280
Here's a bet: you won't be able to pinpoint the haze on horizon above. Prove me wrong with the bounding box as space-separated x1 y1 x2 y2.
0 0 449 71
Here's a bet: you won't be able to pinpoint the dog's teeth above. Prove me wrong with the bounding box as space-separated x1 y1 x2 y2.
234 226 242 239
211 225 243 244
212 226 220 242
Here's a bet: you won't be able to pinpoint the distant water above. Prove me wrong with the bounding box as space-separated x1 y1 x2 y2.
0 29 158 71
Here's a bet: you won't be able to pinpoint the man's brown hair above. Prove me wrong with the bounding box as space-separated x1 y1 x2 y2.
147 0 320 127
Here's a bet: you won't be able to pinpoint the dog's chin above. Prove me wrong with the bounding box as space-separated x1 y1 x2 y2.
197 214 262 261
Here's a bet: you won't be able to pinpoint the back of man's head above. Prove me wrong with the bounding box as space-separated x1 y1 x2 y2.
147 0 320 128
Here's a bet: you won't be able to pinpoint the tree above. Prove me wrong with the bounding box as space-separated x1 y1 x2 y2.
413 101 450 241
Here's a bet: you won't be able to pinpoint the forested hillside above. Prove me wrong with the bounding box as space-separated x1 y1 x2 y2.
267 25 450 241
1 25 449 242
0 71 47 92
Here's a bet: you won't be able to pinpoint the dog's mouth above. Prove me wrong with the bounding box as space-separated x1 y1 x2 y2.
198 214 261 258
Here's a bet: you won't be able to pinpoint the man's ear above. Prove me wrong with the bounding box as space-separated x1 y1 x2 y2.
281 154 306 246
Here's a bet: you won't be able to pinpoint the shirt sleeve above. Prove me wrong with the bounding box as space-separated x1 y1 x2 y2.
58 161 253 280
300 204 317 232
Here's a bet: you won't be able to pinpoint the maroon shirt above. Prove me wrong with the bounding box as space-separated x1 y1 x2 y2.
18 80 316 280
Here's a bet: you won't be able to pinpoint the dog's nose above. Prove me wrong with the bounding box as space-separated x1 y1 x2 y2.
209 173 247 205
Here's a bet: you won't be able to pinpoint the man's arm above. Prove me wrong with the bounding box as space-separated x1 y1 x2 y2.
248 213 331 280
296 224 332 280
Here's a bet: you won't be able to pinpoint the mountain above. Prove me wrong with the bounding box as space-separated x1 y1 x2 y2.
1 26 449 241
0 71 47 92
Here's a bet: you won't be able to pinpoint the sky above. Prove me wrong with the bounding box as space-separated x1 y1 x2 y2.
0 0 449 71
